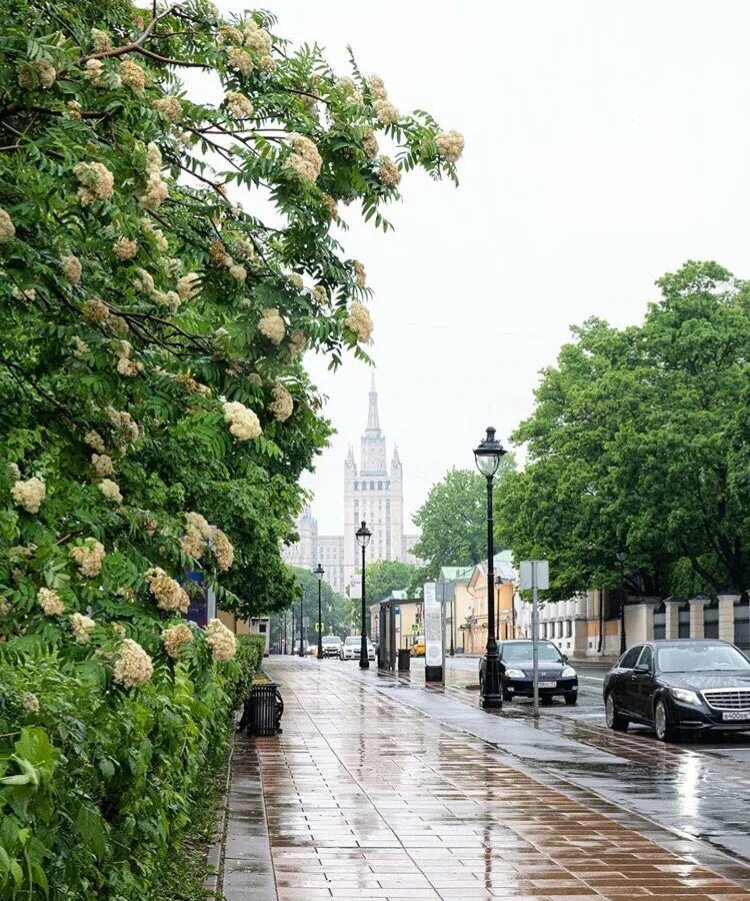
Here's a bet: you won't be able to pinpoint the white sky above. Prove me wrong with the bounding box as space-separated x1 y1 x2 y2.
218 0 750 534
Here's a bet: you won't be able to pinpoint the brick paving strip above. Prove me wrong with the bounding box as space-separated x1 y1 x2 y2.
218 659 750 901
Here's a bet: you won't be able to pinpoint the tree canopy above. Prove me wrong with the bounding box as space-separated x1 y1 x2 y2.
0 0 464 650
365 558 419 605
412 463 515 581
497 261 750 599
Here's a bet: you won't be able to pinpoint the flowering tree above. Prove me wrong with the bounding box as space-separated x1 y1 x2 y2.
0 1 463 648
0 2 462 895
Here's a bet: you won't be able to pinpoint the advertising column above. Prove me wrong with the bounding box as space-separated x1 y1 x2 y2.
424 582 443 682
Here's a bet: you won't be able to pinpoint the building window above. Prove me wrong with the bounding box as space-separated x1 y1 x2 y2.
378 481 382 490
354 481 358 491
370 481 375 490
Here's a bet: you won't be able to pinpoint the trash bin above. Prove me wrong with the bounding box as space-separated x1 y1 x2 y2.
246 682 284 736
397 649 411 672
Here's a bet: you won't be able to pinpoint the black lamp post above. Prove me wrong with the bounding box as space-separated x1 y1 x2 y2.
298 584 304 658
314 563 325 660
616 550 627 654
355 520 372 669
474 426 507 709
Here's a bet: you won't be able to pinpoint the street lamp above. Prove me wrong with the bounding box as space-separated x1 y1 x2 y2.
355 520 372 669
474 426 507 709
298 582 305 658
314 563 325 660
616 550 627 654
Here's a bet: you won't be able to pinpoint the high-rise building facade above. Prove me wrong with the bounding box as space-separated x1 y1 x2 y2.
283 376 419 594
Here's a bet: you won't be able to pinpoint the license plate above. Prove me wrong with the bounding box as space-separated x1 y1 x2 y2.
538 681 557 689
723 711 750 721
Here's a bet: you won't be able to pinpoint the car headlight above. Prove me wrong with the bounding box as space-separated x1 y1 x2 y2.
504 667 525 679
561 666 576 678
671 688 700 705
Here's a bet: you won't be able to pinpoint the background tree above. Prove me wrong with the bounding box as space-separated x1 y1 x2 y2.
364 558 418 604
497 261 750 599
412 463 515 581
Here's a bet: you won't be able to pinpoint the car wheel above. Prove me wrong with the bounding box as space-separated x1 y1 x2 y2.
541 694 553 706
654 698 679 742
605 692 629 732
502 689 513 703
565 692 578 706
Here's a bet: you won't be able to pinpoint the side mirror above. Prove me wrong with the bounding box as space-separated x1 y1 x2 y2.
562 654 569 663
633 663 650 674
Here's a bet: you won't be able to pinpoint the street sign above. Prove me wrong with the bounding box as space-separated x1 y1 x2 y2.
519 560 549 719
520 560 549 590
411 624 419 633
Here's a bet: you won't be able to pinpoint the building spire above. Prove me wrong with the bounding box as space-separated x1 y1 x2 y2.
366 371 380 432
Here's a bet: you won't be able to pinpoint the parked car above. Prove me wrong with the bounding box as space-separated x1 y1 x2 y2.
340 635 375 661
410 637 426 657
479 639 578 705
603 639 750 742
321 635 343 658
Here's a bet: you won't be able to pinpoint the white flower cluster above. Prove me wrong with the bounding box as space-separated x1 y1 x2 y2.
287 133 322 182
120 59 146 92
378 156 401 188
258 307 286 344
153 95 183 123
180 511 211 560
436 130 465 163
146 567 190 613
346 302 374 343
312 284 328 305
113 638 154 688
227 46 253 75
226 91 254 119
205 617 237 662
22 692 39 713
139 142 169 211
85 430 106 453
73 337 89 356
208 239 247 283
113 237 138 261
223 400 262 441
18 59 56 90
61 254 82 285
83 297 109 323
108 407 140 444
70 612 96 644
213 529 235 572
322 194 338 220
362 131 380 160
75 162 115 206
99 479 123 504
70 539 106 578
0 208 16 242
269 384 294 422
235 237 255 260
337 76 363 106
369 75 399 125
176 272 201 301
289 329 307 357
141 217 169 251
115 340 143 377
11 477 46 513
11 285 35 302
92 453 114 478
352 260 366 288
38 587 64 616
243 20 272 55
162 622 194 659
91 28 112 52
84 59 111 88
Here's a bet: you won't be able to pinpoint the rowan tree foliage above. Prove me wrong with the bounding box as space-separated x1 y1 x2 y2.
365 558 419 604
497 261 750 600
0 2 463 895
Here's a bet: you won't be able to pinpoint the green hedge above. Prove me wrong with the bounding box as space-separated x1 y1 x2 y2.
0 630 264 899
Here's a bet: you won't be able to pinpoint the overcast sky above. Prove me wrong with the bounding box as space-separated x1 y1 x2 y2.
219 0 750 534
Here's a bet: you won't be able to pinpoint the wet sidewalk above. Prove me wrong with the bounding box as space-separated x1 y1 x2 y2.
217 658 750 901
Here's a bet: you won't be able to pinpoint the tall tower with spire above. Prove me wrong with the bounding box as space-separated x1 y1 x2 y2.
284 376 420 597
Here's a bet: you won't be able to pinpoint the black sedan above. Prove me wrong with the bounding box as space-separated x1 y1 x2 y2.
603 639 750 741
479 639 578 705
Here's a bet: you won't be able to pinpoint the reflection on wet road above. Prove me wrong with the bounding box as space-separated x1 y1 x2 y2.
323 655 750 868
259 658 750 900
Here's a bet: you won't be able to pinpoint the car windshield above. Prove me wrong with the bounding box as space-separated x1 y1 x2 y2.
501 641 562 663
322 637 340 645
657 643 750 673
345 637 360 645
